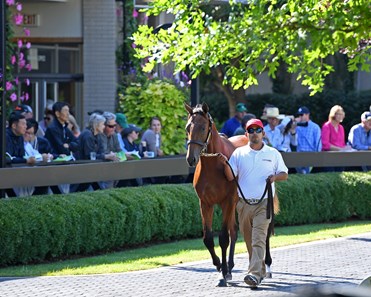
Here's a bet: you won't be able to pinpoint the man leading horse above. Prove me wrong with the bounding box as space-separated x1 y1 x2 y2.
219 118 288 288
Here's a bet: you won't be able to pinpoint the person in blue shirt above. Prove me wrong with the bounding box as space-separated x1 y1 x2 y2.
220 103 247 137
348 111 371 171
294 106 322 174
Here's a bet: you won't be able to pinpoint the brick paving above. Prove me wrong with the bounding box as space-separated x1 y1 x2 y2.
0 233 370 297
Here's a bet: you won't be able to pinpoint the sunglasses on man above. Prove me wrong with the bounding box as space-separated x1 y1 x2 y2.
246 127 263 134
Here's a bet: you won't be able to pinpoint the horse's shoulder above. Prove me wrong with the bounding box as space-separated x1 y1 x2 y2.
228 135 249 148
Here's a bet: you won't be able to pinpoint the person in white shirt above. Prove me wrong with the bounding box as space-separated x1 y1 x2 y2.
260 107 285 146
271 116 297 152
219 119 288 288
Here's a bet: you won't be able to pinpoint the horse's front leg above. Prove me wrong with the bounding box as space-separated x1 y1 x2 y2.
201 203 221 272
219 224 229 278
221 199 237 281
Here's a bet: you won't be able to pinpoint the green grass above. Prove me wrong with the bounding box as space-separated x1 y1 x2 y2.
0 220 370 277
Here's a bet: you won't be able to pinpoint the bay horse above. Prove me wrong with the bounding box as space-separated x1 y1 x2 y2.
185 102 277 286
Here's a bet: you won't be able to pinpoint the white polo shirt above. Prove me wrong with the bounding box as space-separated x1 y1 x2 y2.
228 143 288 199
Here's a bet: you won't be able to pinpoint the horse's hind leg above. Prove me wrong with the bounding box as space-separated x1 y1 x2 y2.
227 222 238 280
219 200 237 282
265 222 274 278
201 204 221 272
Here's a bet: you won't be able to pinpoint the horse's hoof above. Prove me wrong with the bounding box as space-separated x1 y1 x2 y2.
265 272 272 278
225 273 232 281
216 278 227 287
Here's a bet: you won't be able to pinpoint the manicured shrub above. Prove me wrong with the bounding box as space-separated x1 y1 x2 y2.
0 172 369 266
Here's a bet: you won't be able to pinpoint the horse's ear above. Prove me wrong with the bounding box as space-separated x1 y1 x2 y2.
184 102 193 114
201 102 209 113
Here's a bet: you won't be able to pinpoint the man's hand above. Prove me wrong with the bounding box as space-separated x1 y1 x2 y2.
266 175 275 183
217 153 228 164
267 172 288 183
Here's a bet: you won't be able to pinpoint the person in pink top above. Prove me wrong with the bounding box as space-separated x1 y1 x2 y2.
321 105 351 172
321 105 351 151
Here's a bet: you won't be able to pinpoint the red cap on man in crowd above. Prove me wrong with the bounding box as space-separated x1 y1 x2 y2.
245 119 264 130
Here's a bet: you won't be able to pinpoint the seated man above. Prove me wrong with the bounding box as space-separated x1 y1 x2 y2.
348 111 371 171
5 112 36 197
44 102 79 157
45 102 79 193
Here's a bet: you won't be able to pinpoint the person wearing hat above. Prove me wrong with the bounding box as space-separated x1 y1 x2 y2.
14 104 33 120
218 118 288 288
122 124 143 159
220 103 248 138
261 107 285 146
294 106 322 174
118 124 144 187
348 111 371 171
115 113 129 152
271 116 297 152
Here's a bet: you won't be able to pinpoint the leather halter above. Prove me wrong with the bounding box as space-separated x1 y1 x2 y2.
186 111 213 154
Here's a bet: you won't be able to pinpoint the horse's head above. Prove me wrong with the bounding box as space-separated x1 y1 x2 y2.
185 102 213 167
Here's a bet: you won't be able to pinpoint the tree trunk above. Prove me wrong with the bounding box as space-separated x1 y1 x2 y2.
211 66 246 118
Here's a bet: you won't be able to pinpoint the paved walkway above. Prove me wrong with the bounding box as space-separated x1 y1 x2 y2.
0 233 370 297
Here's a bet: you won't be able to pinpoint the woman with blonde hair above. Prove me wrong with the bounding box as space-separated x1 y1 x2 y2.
321 105 352 172
321 105 350 152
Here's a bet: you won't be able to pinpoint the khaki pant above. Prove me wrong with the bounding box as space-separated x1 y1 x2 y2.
236 198 271 282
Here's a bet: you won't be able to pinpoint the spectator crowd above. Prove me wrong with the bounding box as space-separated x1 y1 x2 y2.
5 102 164 197
4 100 371 198
222 102 371 174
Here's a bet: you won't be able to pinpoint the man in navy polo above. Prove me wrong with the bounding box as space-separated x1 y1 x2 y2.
220 103 248 137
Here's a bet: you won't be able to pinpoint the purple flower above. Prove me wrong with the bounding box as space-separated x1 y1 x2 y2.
14 77 19 85
25 93 29 101
10 93 17 101
26 64 32 71
25 78 30 86
24 28 30 36
17 39 23 48
26 42 31 49
16 3 22 11
6 81 13 91
19 59 26 68
133 9 138 18
11 55 16 65
6 0 15 6
14 13 23 25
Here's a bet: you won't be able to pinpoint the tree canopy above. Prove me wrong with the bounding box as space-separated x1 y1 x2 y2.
133 0 371 95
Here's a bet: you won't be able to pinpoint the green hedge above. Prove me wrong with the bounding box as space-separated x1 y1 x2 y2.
0 172 370 266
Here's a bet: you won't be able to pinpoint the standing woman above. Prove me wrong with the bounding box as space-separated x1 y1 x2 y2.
141 116 164 157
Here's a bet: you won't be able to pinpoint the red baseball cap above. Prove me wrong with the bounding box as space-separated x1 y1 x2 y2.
245 119 264 130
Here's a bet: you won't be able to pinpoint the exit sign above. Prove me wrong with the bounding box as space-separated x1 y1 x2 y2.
23 14 40 27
